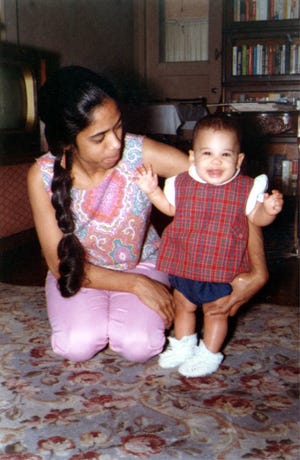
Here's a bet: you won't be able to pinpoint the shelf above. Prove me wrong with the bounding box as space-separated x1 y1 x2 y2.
224 1 300 25
223 2 300 88
222 2 300 257
224 75 300 83
224 19 300 32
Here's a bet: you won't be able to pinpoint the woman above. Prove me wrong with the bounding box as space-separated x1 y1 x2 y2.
28 66 268 363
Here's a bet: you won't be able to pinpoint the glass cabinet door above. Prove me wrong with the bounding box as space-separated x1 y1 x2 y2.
160 0 209 63
134 0 222 103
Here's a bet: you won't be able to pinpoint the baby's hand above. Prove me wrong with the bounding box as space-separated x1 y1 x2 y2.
263 190 284 216
136 164 158 194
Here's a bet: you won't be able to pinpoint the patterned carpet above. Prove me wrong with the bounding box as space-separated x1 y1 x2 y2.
0 282 299 460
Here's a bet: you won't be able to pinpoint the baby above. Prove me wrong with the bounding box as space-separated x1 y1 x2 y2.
136 114 283 377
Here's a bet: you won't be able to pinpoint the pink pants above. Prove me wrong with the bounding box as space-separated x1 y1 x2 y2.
45 262 168 363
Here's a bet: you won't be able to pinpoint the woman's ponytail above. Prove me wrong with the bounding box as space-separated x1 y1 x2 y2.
51 151 85 297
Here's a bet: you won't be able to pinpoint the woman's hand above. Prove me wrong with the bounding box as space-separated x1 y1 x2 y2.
203 270 267 317
203 222 269 317
83 264 174 328
133 274 175 328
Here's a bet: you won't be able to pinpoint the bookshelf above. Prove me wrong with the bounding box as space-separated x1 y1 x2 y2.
222 0 300 257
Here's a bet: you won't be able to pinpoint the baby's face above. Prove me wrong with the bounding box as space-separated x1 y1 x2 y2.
190 128 244 185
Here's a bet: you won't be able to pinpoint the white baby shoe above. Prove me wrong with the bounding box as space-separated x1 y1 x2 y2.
158 334 197 368
178 340 223 377
246 173 268 215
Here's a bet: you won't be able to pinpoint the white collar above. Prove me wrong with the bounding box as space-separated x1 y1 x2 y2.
188 165 240 186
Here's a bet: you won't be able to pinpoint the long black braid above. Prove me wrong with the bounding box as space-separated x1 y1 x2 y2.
50 149 85 297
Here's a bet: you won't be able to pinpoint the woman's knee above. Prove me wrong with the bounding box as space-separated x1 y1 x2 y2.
110 329 165 363
51 329 108 362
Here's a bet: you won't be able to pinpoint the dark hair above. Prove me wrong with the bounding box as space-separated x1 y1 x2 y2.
38 66 118 297
193 114 243 150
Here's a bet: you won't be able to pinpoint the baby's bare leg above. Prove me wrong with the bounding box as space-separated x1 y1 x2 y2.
158 288 197 369
203 307 228 353
178 305 226 378
173 289 197 339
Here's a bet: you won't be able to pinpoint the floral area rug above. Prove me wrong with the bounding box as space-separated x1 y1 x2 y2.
0 282 299 460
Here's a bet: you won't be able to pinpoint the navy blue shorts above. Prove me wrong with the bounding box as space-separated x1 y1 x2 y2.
168 274 232 307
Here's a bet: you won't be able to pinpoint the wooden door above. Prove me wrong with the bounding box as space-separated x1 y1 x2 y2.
133 0 223 103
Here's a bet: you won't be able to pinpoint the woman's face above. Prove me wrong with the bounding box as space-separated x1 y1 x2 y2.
74 98 123 171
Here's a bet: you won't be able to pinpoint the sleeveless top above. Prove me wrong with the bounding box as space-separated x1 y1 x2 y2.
36 133 160 270
157 172 253 283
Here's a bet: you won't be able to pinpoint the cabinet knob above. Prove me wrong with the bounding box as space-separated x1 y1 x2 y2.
211 87 218 94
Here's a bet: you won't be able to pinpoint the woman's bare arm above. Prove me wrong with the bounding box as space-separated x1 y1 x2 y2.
142 137 189 178
203 222 269 317
27 162 62 278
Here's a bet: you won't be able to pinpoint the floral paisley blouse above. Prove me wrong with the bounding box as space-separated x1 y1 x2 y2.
36 133 160 270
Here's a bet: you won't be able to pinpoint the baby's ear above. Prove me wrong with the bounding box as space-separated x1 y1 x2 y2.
237 152 245 168
188 149 195 164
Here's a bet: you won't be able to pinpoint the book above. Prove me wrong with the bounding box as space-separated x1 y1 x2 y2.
274 0 285 19
251 0 257 19
240 0 247 21
285 40 291 74
253 44 258 74
273 44 281 75
237 46 242 75
272 154 286 189
234 0 240 21
242 44 248 75
281 159 299 195
282 159 291 194
280 44 286 74
270 0 275 19
296 44 300 73
291 159 299 196
291 0 300 18
257 43 263 74
248 44 254 75
290 43 297 74
245 0 251 20
256 0 268 19
232 45 238 75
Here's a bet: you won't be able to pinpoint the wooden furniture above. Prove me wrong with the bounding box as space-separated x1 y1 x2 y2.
0 46 58 276
222 0 300 257
133 0 223 102
222 1 299 103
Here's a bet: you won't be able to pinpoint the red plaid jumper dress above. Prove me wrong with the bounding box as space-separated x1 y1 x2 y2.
157 172 254 283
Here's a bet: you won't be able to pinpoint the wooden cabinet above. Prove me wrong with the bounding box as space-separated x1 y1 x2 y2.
134 0 223 102
222 1 300 257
